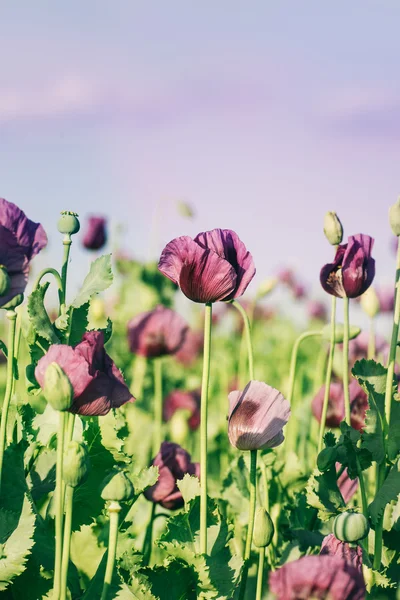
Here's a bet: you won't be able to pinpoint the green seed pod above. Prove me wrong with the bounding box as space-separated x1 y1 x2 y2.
42 362 73 411
323 211 343 246
322 323 361 344
317 446 337 472
253 507 275 548
360 287 380 318
333 511 369 543
57 211 80 236
100 468 134 502
389 198 400 236
63 441 90 488
0 266 11 296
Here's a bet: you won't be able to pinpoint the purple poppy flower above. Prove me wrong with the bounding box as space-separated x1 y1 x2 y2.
228 380 290 451
163 389 201 430
127 305 188 359
277 268 296 287
144 441 199 510
0 198 47 308
292 282 307 300
269 554 366 600
158 229 255 303
35 331 134 416
175 329 203 366
337 464 359 504
320 534 363 571
82 216 107 250
320 234 375 299
308 300 328 321
376 287 395 313
312 380 368 431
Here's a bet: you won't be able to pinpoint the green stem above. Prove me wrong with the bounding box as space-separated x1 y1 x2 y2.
255 547 266 600
231 300 255 380
368 317 376 360
200 302 212 555
0 310 17 495
343 297 351 425
237 298 256 386
54 411 67 597
238 449 258 600
318 296 337 453
260 460 275 568
132 355 147 399
373 464 386 570
101 501 121 600
384 237 400 426
60 485 74 600
142 502 156 566
60 238 72 306
355 455 368 518
33 267 63 295
153 358 163 456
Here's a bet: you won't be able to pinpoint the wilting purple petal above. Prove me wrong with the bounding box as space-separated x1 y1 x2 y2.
320 534 363 571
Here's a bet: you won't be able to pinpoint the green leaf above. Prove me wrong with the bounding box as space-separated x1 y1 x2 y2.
90 317 113 344
369 461 400 525
71 523 106 589
0 495 36 591
145 559 197 600
129 466 159 496
67 302 90 346
117 578 157 600
177 475 201 506
388 396 400 461
336 422 372 479
27 283 59 344
306 467 345 521
26 447 56 504
72 255 113 309
0 442 28 516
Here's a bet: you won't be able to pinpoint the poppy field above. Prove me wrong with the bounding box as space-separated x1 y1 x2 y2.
1 198 400 600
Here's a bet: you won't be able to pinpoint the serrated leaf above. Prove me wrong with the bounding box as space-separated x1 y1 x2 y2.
306 467 345 521
118 578 157 600
90 317 113 344
67 302 90 346
388 397 400 461
336 421 372 479
0 495 36 591
369 461 400 525
144 558 197 600
177 475 201 506
130 466 159 496
72 255 113 309
27 283 59 344
71 523 105 587
363 565 396 593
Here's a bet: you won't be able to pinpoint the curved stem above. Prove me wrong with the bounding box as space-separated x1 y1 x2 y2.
153 358 163 456
101 501 121 600
231 300 255 381
287 330 322 404
255 547 266 600
318 296 337 453
238 449 258 600
200 303 212 555
60 485 74 600
237 298 256 386
53 412 67 597
0 310 17 495
33 268 63 294
60 239 72 306
342 297 351 425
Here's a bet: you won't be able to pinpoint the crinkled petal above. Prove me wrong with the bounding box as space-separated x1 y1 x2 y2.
0 198 48 259
158 236 198 285
35 344 93 399
320 244 347 297
342 234 375 298
127 305 188 358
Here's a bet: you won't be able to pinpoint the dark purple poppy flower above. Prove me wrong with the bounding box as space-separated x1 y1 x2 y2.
320 234 375 299
144 441 199 510
337 464 359 504
158 229 255 303
0 198 47 308
308 300 328 321
163 389 201 430
175 329 203 366
269 554 366 600
127 305 188 359
320 534 363 571
35 331 134 416
82 216 107 250
312 380 368 431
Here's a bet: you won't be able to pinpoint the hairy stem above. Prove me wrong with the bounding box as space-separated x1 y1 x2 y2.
318 296 337 453
0 310 17 495
101 501 121 600
200 302 212 555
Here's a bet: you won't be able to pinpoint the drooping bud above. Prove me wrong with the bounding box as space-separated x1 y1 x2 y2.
389 198 400 236
317 447 337 472
57 211 80 236
322 323 361 344
256 278 278 300
63 441 90 488
333 511 369 543
2 293 24 310
253 507 275 548
323 212 343 246
360 287 380 318
169 409 190 446
0 266 11 296
100 468 134 502
42 362 73 411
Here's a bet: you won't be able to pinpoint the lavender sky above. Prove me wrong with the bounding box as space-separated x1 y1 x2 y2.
1 2 400 301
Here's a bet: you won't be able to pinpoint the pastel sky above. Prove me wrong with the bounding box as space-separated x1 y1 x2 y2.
1 1 400 303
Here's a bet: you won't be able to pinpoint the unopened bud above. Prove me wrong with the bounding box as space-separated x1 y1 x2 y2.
256 278 278 300
322 323 361 344
253 507 275 548
100 468 134 502
0 266 11 296
57 211 80 236
323 212 343 246
63 441 90 488
317 447 337 472
43 362 73 411
389 198 400 236
333 511 369 543
360 287 380 318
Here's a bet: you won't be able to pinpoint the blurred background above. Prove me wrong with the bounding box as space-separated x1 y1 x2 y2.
0 1 399 320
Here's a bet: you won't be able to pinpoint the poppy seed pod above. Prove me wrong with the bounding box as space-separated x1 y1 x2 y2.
0 266 11 296
42 362 73 412
253 507 275 548
57 211 80 236
360 287 380 318
63 441 90 488
389 198 400 236
333 512 369 543
100 469 135 502
324 212 343 246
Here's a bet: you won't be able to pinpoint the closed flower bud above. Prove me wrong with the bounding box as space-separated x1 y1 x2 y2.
0 266 11 296
100 468 134 502
63 441 90 488
333 511 369 543
360 287 380 318
317 447 337 472
42 362 73 411
57 211 80 236
256 278 278 299
253 507 274 548
389 198 400 236
322 323 361 344
323 212 343 246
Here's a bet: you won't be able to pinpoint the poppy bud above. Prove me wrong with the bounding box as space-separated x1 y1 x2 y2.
360 287 380 318
0 266 11 297
323 212 343 246
253 507 275 548
256 278 278 299
317 447 337 472
333 511 369 543
100 468 135 502
321 323 361 344
57 211 80 236
63 441 90 488
389 198 400 236
42 362 73 411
